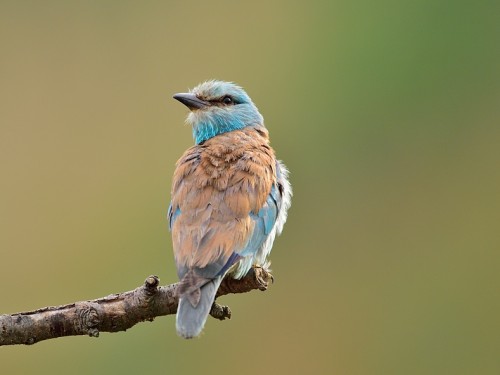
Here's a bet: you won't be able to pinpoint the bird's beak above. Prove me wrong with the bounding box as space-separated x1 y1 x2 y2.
173 93 209 110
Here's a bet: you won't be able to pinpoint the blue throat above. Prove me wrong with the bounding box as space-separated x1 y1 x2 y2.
191 106 263 144
193 118 247 144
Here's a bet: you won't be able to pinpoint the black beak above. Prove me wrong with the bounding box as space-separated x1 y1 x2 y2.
173 93 209 110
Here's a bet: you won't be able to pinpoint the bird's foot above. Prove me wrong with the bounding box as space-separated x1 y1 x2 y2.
252 265 274 291
210 302 232 321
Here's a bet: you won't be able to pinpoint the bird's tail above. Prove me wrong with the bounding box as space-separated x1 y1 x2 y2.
176 276 222 339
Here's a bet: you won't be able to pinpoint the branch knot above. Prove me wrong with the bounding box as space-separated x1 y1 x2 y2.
75 302 100 337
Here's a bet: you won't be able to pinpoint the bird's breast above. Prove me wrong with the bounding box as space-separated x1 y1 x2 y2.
173 127 276 209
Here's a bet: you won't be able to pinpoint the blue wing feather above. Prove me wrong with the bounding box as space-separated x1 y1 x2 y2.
237 184 280 257
167 202 181 231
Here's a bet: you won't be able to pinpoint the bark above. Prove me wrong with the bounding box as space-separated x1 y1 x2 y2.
0 266 272 346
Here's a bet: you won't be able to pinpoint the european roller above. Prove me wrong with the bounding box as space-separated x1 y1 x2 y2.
169 80 292 339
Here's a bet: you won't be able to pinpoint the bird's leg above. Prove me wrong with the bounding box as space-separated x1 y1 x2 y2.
252 264 274 291
209 303 232 321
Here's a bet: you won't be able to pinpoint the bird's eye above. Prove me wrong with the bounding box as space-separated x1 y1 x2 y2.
222 96 233 105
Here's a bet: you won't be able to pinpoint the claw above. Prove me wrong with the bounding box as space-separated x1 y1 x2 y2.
253 265 274 291
210 302 232 321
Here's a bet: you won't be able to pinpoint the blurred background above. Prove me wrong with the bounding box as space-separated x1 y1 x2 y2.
1 1 499 374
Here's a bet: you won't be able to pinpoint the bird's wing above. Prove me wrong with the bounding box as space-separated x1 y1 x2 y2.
230 160 292 278
274 160 292 235
170 129 276 285
238 160 292 253
237 183 279 257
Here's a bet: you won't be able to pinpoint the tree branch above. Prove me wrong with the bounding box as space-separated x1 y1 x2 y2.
0 266 273 346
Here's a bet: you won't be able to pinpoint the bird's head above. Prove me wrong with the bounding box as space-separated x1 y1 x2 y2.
173 80 264 144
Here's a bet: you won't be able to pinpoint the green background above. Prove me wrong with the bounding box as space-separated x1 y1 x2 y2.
1 1 499 374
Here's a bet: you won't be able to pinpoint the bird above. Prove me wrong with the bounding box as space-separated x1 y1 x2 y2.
169 80 291 339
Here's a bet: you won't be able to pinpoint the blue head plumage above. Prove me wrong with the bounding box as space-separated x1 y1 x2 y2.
173 80 264 144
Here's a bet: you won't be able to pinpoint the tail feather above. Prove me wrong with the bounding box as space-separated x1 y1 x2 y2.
176 276 222 339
